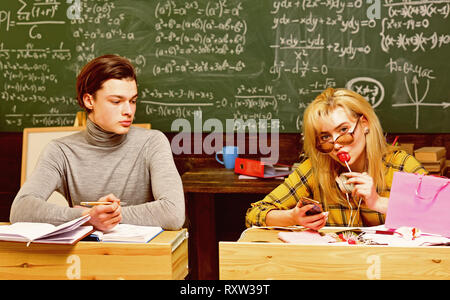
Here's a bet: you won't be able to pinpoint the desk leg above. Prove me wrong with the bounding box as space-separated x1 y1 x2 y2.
186 192 218 280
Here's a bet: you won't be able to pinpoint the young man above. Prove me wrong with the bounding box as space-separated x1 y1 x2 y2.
10 55 185 231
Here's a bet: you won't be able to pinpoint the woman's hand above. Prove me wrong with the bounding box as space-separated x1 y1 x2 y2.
78 193 122 231
289 201 328 230
343 172 388 213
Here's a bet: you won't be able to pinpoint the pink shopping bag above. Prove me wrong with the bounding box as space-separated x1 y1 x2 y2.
385 172 450 237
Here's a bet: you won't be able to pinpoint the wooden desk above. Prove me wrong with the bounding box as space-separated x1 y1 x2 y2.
219 228 450 280
182 168 283 280
0 229 188 280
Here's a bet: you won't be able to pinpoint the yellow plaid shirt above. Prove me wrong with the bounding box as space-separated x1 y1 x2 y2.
246 150 427 227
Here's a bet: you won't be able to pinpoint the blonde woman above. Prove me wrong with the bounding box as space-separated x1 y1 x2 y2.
246 88 426 230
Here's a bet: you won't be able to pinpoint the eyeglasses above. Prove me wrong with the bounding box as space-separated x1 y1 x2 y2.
316 117 361 153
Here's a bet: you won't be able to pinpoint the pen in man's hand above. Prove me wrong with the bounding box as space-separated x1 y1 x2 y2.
80 201 127 206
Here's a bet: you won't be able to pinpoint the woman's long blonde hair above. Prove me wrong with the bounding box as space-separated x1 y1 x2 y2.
302 88 391 205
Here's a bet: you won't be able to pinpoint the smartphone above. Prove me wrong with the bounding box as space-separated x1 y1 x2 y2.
301 197 323 216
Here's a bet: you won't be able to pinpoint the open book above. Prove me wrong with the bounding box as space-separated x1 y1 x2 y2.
0 215 92 246
91 224 163 243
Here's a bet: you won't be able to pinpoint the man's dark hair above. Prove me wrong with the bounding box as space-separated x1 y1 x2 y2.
76 54 137 112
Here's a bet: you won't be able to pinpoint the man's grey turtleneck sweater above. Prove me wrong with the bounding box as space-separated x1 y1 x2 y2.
10 119 185 230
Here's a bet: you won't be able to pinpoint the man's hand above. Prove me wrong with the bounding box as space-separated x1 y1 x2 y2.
79 194 122 231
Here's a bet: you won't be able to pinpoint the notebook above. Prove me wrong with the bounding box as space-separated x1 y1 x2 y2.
0 215 92 246
278 230 335 244
91 224 164 243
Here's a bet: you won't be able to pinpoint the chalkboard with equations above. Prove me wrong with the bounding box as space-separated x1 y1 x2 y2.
0 0 449 133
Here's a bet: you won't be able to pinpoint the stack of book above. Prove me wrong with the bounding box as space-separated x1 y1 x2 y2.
414 147 447 174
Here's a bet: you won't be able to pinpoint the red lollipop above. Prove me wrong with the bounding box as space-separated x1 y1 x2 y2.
338 152 352 172
338 152 350 163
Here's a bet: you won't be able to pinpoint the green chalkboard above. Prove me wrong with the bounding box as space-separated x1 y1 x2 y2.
0 0 449 133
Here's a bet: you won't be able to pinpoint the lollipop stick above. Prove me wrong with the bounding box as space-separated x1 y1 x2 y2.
338 152 352 172
344 161 352 172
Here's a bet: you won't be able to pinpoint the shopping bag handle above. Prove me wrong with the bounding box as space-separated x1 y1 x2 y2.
415 174 449 203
